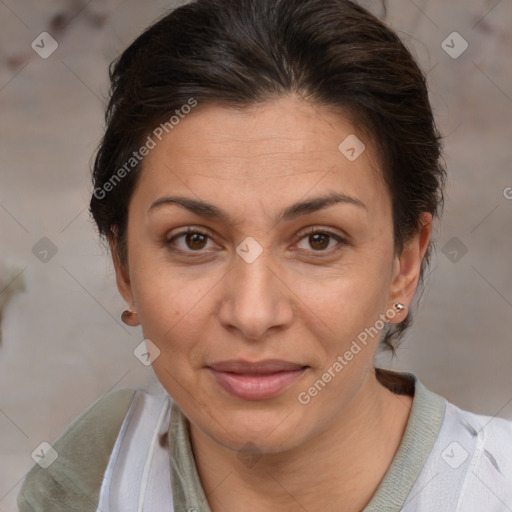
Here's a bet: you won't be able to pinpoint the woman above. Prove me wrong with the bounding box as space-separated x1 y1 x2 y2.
17 0 512 510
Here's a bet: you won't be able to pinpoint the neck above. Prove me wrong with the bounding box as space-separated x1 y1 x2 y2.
189 369 413 512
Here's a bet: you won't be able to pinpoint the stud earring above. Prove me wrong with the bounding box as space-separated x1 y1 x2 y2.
121 306 139 326
394 302 406 312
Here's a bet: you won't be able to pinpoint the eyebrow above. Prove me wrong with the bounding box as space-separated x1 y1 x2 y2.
148 192 367 224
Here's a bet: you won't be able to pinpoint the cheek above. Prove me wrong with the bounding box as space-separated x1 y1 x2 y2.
129 243 187 317
312 262 393 372
294 252 392 328
128 251 218 368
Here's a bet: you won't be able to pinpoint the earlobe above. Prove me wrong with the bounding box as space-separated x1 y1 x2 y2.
387 212 433 321
121 307 140 327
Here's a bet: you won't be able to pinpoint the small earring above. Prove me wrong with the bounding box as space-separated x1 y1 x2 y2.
394 302 407 313
121 306 139 326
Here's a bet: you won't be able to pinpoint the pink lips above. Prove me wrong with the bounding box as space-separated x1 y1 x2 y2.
207 360 307 400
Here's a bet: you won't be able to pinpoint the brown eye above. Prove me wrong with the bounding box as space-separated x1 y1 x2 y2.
296 228 348 254
308 232 330 251
165 228 214 256
185 232 208 250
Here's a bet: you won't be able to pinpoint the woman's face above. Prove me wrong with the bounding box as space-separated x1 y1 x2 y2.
113 95 428 454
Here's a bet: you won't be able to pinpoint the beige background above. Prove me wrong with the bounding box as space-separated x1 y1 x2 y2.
1 0 511 509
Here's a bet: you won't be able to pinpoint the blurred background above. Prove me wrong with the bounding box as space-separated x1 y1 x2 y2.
1 0 511 509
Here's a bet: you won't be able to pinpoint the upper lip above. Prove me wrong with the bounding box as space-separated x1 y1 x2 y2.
207 359 307 374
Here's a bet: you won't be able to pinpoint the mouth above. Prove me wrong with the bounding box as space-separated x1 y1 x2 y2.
207 359 309 400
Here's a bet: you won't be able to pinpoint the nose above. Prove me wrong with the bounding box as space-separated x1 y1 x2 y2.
217 241 294 341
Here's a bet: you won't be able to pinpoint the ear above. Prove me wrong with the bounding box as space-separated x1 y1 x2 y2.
108 227 134 307
387 212 432 321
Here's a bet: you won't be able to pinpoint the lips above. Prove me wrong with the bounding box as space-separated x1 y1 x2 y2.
208 359 306 374
207 359 308 400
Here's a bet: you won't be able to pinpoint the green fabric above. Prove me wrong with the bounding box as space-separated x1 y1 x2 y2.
363 371 446 511
17 388 136 512
169 401 212 511
168 369 447 511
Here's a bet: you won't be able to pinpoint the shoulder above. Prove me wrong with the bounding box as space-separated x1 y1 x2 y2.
444 402 512 463
426 401 512 510
456 405 512 510
454 405 512 478
17 388 137 512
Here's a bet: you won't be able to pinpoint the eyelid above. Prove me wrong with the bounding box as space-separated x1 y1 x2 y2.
166 225 211 240
296 225 349 242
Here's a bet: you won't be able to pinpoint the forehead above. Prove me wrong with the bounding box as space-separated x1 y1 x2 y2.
132 96 388 220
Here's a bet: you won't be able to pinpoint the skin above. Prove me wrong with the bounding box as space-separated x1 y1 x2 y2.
111 95 432 512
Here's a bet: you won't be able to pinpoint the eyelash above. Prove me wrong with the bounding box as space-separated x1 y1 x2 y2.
165 226 348 258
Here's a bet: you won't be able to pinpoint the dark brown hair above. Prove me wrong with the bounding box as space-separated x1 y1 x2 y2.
89 0 446 355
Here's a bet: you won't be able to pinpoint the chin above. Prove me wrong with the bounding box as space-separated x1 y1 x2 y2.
203 401 308 453
217 427 304 458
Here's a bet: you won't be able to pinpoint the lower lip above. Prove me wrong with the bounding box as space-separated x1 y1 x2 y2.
208 367 307 400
